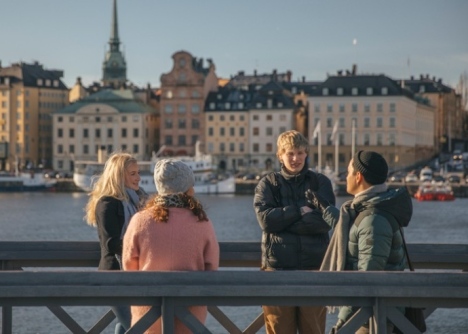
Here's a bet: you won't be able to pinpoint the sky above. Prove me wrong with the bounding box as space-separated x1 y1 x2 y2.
1 0 468 90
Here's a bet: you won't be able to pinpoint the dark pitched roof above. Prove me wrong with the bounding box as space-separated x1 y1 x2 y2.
0 62 67 89
403 77 453 94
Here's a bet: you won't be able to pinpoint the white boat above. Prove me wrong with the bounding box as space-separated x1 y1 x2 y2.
0 170 57 192
73 145 236 195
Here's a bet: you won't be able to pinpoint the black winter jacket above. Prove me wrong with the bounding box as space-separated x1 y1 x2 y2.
254 166 336 270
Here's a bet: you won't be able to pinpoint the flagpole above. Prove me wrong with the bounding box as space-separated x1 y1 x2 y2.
352 119 356 157
335 135 339 176
318 126 322 173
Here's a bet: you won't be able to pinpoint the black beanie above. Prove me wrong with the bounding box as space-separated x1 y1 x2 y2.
353 150 388 185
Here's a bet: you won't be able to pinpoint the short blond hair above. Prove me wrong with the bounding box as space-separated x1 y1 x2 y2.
276 130 309 159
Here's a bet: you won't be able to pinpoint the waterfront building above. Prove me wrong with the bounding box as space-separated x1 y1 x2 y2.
52 89 158 171
0 61 69 171
403 75 465 153
307 71 436 171
204 86 252 171
159 51 218 156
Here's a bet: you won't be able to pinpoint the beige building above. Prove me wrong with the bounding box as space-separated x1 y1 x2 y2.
308 74 435 172
0 61 68 171
159 51 218 156
52 89 158 171
404 75 464 152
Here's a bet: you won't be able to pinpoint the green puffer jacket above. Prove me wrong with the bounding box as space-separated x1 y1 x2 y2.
323 187 413 322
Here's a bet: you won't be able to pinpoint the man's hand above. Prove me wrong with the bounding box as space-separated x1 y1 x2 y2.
329 319 345 334
305 189 330 212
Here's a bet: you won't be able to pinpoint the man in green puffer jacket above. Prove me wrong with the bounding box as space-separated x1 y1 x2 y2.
306 150 413 334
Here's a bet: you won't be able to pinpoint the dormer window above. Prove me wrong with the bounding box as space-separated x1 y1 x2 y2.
239 94 244 99
292 87 297 94
277 102 283 108
337 88 343 95
37 79 43 86
53 80 59 87
238 102 244 109
381 87 388 95
419 85 425 93
178 72 186 82
322 88 329 95
351 87 358 95
179 58 186 68
45 79 51 86
225 102 231 109
366 87 373 95
209 102 215 110
217 94 222 99
268 90 273 95
267 99 272 108
256 102 262 108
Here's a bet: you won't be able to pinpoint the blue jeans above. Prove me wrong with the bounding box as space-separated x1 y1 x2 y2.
112 305 131 334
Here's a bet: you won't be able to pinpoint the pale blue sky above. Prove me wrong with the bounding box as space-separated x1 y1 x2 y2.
1 0 467 89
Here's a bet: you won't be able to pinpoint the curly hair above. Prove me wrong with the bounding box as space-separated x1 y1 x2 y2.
145 193 208 223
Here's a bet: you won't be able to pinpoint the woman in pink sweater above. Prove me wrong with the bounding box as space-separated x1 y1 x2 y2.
123 159 219 334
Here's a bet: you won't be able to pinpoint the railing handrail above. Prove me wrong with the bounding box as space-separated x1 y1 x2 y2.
1 241 468 270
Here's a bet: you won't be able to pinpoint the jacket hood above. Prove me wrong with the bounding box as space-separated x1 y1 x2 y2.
354 187 413 227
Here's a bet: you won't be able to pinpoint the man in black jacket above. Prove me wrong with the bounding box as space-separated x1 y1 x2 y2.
253 130 336 334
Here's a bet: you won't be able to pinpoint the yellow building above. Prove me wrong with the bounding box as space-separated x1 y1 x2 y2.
0 61 68 171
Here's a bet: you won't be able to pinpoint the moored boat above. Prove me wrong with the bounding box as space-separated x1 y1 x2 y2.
0 170 57 192
414 182 455 201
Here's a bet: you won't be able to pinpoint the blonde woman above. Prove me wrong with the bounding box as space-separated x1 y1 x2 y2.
123 159 219 334
85 152 148 334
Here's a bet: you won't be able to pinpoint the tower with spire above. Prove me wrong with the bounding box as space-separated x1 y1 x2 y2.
102 0 127 88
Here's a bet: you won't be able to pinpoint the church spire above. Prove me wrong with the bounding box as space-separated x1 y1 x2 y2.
102 0 127 88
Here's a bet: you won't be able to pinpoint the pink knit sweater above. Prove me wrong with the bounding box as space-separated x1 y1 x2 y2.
123 207 220 334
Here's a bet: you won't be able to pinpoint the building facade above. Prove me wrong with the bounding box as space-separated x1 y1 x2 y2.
0 61 68 171
307 74 435 172
159 51 218 156
52 89 158 171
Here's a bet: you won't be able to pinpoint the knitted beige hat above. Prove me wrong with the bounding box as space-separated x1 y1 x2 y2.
154 159 195 195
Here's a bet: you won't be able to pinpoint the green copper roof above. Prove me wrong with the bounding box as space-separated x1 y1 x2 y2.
54 89 155 114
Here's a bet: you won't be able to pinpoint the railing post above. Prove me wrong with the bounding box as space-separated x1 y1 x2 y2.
162 297 175 334
2 306 13 334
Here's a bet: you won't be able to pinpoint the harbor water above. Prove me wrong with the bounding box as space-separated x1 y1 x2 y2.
0 192 467 333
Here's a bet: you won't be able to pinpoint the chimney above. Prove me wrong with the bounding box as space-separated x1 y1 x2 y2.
337 70 343 76
352 64 357 75
286 70 292 82
302 76 305 83
410 75 414 80
254 70 257 77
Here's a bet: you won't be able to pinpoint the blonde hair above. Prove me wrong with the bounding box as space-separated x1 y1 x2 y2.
276 130 309 159
85 152 137 226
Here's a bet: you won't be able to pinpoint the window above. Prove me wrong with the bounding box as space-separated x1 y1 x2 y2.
220 143 225 152
178 119 186 129
230 115 235 121
256 102 262 108
239 128 245 136
364 117 370 128
107 129 113 138
314 104 320 113
322 88 329 95
381 87 388 95
376 134 383 146
376 117 383 128
178 136 186 145
253 143 259 152
266 115 272 121
178 104 186 114
164 104 173 114
366 87 373 95
389 133 396 146
327 118 333 128
122 116 127 122
95 116 101 122
240 115 245 121
339 104 345 112
83 129 89 138
220 127 225 136
220 115 225 121
178 89 186 98
95 129 101 138
327 104 333 112
390 103 396 112
364 103 370 112
230 127 235 136
266 143 273 152
339 117 345 128
57 144 63 154
191 104 200 113
133 144 139 153
208 115 214 121
121 144 127 151
165 119 173 129
58 116 63 122
133 128 139 138
280 115 286 121
238 102 244 109
352 103 358 112
83 144 89 154
121 128 127 138
57 128 63 138
351 87 358 95
69 144 75 154
69 129 74 138
337 87 343 95
209 102 215 110
377 103 383 112
266 127 273 136
191 135 198 145
229 143 235 152
253 127 259 136
390 117 396 128
225 102 231 109
192 119 199 129
364 134 370 145
208 127 213 136
165 135 172 145
253 115 259 121
239 143 244 152
192 90 200 98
